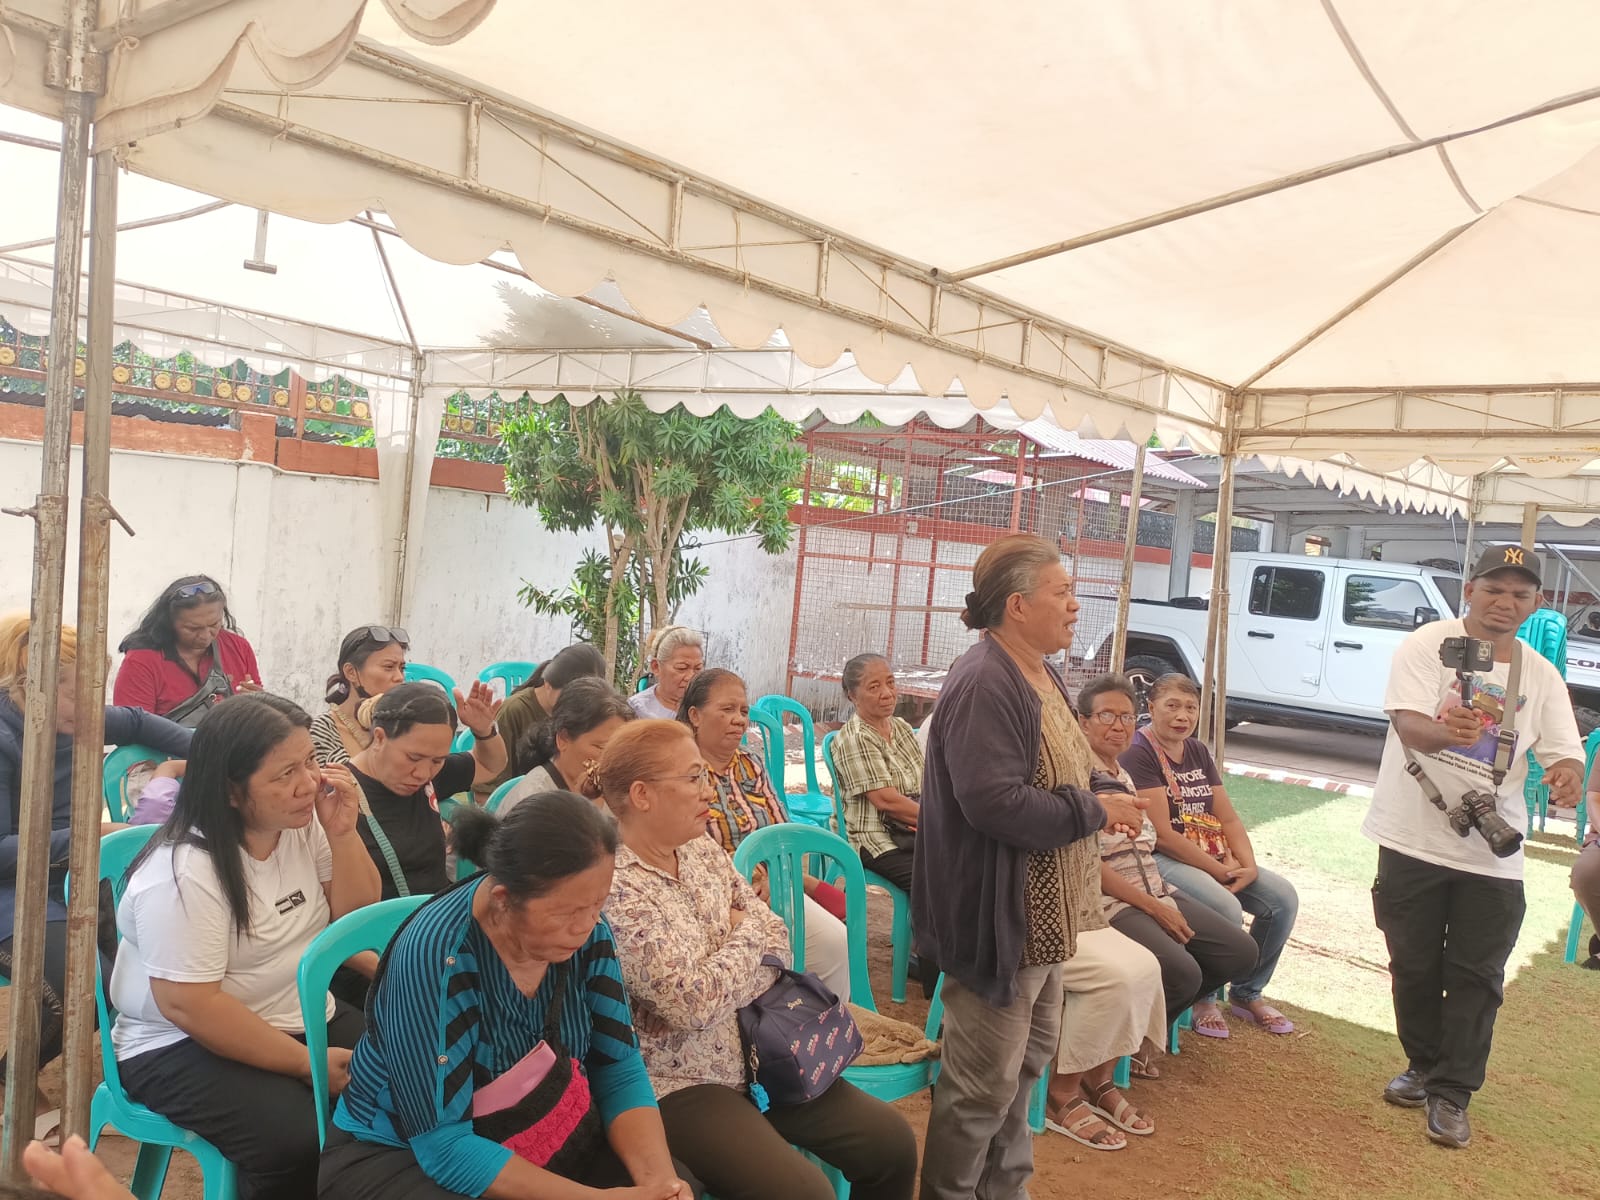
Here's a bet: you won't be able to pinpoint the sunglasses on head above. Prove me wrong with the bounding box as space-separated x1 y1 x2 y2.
173 581 220 600
363 625 410 648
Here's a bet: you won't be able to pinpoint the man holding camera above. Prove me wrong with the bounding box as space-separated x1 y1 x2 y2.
1364 545 1583 1149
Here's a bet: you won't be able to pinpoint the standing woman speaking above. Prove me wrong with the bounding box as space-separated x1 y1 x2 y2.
114 575 262 725
914 534 1144 1200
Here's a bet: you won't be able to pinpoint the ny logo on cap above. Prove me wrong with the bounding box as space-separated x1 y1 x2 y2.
1504 548 1525 566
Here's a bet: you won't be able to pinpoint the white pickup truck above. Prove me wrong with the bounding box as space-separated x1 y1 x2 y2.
1560 611 1600 734
1085 552 1463 734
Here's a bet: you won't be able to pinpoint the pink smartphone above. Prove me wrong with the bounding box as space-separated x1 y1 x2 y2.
472 1040 557 1116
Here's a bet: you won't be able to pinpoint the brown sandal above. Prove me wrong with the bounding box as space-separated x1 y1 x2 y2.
1085 1079 1155 1135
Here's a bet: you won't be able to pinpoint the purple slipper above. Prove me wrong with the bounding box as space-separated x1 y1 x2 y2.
1190 1003 1230 1039
1230 1002 1295 1034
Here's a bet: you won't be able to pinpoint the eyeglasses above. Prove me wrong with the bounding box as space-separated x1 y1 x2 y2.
363 625 410 648
649 766 711 787
173 581 220 600
1086 711 1138 727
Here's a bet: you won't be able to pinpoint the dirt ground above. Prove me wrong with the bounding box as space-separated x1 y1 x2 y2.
7 885 1595 1200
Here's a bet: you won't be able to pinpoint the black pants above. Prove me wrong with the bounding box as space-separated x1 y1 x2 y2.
659 1081 917 1200
119 1002 365 1200
0 920 111 1073
860 846 914 894
1110 895 1260 1027
1371 846 1525 1108
319 1126 704 1198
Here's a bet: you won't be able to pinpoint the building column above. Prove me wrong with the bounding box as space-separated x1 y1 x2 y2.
1168 489 1198 598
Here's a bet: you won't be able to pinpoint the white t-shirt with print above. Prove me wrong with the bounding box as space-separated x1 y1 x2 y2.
110 823 336 1061
1364 618 1582 880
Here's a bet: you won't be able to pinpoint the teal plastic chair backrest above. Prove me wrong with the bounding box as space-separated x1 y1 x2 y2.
67 825 160 1107
1584 728 1600 789
731 823 877 1014
745 706 786 793
485 777 521 814
754 695 822 796
297 895 429 1146
478 661 537 692
102 744 174 822
404 662 458 695
1518 608 1568 678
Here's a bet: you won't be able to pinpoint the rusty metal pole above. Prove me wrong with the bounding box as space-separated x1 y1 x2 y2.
1 0 100 1175
1208 451 1238 761
1109 443 1148 674
60 149 121 1144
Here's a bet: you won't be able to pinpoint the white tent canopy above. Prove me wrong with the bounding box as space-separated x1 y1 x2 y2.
9 1 1600 471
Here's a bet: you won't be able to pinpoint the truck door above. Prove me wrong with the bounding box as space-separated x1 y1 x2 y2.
1241 564 1328 699
1324 570 1437 711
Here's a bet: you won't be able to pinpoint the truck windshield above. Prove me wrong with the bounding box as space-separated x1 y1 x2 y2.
1429 574 1461 617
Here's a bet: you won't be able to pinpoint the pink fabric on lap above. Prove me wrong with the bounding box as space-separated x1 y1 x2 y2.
500 1060 592 1166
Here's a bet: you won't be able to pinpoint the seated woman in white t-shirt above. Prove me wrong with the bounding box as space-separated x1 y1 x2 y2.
110 693 380 1200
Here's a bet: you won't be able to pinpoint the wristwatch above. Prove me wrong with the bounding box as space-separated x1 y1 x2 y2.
472 722 501 741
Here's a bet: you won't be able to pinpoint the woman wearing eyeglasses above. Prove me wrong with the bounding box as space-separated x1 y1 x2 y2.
1077 675 1257 1077
114 576 262 726
310 627 411 767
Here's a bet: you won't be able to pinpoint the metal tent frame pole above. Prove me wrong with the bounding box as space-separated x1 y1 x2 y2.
0 0 100 1176
1109 444 1148 674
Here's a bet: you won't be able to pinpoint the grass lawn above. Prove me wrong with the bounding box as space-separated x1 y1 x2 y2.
874 772 1598 1200
1176 775 1596 1200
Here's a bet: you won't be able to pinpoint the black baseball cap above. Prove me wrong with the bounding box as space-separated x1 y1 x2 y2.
1470 544 1542 586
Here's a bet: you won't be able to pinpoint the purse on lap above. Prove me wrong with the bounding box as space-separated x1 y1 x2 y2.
737 955 862 1112
472 959 608 1172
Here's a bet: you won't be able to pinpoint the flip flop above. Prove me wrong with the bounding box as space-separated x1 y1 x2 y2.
1230 1002 1295 1034
1044 1098 1127 1151
1128 1048 1161 1080
33 1108 62 1149
1190 1002 1230 1039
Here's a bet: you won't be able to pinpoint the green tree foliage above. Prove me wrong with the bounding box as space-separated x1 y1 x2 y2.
501 389 806 677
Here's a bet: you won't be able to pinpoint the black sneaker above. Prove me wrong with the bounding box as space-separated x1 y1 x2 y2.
1425 1096 1471 1148
1383 1069 1427 1108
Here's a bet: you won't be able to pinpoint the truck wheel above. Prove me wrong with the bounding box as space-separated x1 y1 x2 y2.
1124 654 1183 712
1574 706 1600 739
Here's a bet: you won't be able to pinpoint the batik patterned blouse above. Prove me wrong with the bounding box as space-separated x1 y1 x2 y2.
606 837 792 1096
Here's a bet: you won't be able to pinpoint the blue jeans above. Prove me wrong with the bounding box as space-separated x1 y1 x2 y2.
1154 855 1298 1004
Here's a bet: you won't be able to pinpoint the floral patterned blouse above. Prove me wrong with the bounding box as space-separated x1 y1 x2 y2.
605 837 793 1097
703 748 790 854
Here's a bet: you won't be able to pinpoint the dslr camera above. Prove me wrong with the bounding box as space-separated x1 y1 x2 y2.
1430 635 1524 858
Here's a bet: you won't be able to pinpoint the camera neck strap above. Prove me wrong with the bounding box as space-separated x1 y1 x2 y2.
1402 638 1524 803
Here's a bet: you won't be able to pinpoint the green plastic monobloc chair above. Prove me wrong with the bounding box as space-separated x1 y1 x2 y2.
72 826 239 1200
730 824 939 1106
102 744 175 823
404 662 457 695
478 661 537 693
296 895 430 1146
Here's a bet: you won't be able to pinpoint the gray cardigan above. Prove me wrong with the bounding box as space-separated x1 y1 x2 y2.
911 638 1106 1006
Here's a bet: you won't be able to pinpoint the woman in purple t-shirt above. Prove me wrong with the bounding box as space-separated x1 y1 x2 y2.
1120 674 1299 1040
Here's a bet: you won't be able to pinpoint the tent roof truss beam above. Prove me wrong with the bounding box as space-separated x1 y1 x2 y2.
194 41 1226 434
942 79 1600 285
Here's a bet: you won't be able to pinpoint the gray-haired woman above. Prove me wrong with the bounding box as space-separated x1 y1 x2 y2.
914 534 1145 1199
629 626 705 721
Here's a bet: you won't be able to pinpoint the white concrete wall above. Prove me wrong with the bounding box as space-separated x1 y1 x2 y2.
674 534 796 699
0 438 597 713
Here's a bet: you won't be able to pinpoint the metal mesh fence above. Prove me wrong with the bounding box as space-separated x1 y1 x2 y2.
786 420 1164 722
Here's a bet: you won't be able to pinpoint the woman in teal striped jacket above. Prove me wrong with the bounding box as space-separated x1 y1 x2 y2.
320 791 696 1199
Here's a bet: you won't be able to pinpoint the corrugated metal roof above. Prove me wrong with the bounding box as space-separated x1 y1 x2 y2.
1017 420 1204 488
